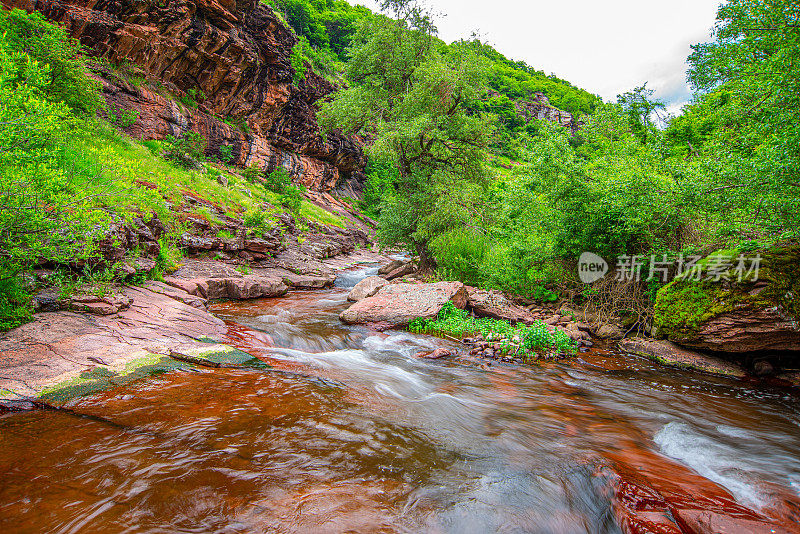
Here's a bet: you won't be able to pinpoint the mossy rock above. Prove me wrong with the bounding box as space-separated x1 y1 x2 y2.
653 246 800 352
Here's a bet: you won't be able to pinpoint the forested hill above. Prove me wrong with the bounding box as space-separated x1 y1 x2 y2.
265 0 600 117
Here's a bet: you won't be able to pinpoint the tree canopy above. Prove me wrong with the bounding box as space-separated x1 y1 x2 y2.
319 0 491 268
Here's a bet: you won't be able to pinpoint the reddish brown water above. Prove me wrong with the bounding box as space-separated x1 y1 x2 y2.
2 268 800 533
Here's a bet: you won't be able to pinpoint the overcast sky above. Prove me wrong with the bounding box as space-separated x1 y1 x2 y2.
347 0 723 114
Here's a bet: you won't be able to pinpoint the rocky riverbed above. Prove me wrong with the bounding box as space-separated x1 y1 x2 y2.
2 260 799 534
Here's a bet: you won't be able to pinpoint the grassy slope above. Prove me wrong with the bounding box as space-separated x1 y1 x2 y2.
67 120 347 238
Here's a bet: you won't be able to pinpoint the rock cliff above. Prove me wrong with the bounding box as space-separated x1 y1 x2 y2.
3 0 365 192
491 90 582 132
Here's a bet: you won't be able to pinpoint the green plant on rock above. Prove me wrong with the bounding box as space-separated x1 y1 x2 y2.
408 302 576 359
218 144 234 163
265 167 292 193
279 184 304 213
106 104 139 128
156 236 183 273
242 164 263 183
653 246 800 343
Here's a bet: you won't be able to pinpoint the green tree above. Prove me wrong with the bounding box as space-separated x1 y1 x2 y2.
319 0 491 269
0 9 102 114
616 83 665 143
680 0 800 239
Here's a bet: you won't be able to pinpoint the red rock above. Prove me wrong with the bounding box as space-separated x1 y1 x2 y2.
244 237 280 254
415 348 452 359
384 262 416 280
340 282 468 327
619 338 746 378
672 508 794 534
5 0 365 192
0 285 227 398
67 292 133 315
143 281 207 309
347 276 388 302
596 323 625 339
378 259 408 275
465 287 537 325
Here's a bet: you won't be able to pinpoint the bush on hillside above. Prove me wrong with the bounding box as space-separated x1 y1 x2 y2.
0 17 108 329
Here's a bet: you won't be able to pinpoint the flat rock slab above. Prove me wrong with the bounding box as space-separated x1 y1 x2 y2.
256 267 336 289
672 508 795 534
619 338 746 378
340 281 467 328
168 253 390 297
0 285 228 401
166 259 288 300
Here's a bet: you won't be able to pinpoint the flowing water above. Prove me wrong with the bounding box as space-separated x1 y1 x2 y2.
1 266 800 533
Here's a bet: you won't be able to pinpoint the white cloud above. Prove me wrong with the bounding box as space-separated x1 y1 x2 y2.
347 0 721 109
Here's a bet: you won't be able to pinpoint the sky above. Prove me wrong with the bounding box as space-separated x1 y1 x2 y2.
347 0 723 115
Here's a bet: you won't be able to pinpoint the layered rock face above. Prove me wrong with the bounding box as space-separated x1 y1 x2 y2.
3 0 365 191
490 90 582 132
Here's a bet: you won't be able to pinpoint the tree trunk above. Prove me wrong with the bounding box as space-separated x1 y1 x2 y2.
414 240 436 273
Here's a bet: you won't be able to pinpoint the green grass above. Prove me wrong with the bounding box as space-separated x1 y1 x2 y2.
408 302 576 359
62 121 289 229
53 120 352 263
300 201 346 228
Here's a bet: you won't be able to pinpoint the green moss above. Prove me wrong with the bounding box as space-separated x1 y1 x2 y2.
40 354 188 404
35 345 272 404
194 346 273 369
654 245 800 343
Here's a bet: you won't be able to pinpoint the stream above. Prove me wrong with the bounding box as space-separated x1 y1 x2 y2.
1 266 799 533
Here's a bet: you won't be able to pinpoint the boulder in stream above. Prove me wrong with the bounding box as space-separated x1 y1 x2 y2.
653 246 800 352
415 348 452 359
348 276 388 302
465 286 536 324
340 281 468 327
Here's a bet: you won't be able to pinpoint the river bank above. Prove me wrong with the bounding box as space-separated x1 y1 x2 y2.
0 250 391 406
5 247 800 407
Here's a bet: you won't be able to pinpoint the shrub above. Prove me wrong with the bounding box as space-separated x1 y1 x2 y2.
0 278 33 331
265 167 292 193
142 140 162 155
429 228 489 286
163 131 206 168
242 164 263 183
218 144 234 163
360 157 398 218
0 27 108 329
408 302 575 359
279 184 304 213
0 9 102 113
156 236 183 273
106 104 139 128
